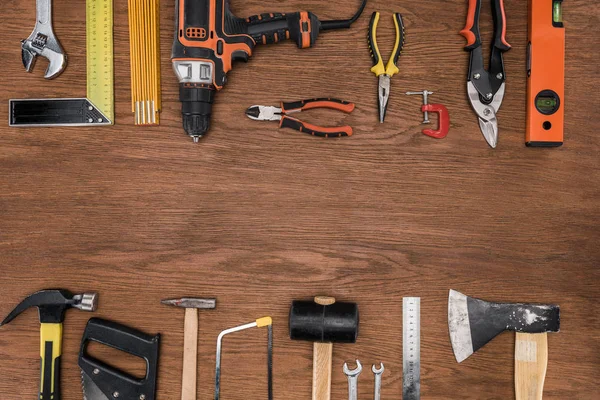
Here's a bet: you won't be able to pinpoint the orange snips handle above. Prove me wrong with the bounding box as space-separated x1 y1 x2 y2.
492 0 511 50
460 0 481 49
281 98 355 113
279 116 353 138
460 0 510 51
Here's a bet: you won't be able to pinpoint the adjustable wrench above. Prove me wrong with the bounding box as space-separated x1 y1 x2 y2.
22 0 66 79
372 363 384 400
343 360 362 400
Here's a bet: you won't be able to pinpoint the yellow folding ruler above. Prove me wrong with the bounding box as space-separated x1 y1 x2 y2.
9 0 114 126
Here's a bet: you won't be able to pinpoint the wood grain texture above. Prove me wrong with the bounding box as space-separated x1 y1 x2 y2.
0 0 598 399
515 333 548 400
183 307 199 400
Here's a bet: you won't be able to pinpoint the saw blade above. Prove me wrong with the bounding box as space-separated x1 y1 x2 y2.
81 371 110 400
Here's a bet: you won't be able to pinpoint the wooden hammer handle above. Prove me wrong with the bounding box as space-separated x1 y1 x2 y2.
515 332 548 400
182 307 198 400
312 342 333 400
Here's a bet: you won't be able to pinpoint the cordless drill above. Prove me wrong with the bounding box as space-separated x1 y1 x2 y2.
171 0 367 142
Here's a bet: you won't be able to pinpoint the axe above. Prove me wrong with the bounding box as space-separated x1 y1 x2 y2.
448 290 560 399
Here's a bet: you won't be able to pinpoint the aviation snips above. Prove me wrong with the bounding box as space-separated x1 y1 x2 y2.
461 0 511 148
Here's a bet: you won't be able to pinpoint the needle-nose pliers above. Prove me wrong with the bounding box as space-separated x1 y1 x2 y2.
368 12 405 123
461 0 511 148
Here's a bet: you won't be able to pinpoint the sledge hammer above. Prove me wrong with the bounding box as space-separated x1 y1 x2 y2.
289 296 359 400
448 290 560 399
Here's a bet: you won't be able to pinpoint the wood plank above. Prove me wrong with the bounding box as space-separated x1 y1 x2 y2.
0 0 598 399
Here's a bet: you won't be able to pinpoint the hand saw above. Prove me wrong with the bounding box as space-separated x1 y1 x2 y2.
79 318 160 400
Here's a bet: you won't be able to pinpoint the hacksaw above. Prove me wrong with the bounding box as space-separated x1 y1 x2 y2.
9 0 114 127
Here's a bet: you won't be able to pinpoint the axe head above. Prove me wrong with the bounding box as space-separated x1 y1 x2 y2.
448 290 560 363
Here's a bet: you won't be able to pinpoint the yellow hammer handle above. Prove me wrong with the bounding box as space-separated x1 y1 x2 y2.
39 323 63 399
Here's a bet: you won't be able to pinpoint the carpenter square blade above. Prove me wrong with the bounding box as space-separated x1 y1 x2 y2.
9 98 111 126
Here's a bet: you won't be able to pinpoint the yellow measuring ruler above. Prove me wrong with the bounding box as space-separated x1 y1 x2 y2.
87 0 114 124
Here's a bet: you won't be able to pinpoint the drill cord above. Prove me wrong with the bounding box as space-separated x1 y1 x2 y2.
320 0 367 30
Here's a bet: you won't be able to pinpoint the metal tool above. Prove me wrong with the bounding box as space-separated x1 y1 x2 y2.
461 0 511 148
10 0 114 126
372 363 384 400
162 298 216 400
171 0 367 142
289 297 359 400
215 317 273 400
448 290 560 399
526 0 565 147
246 98 355 138
22 0 67 79
79 318 160 400
343 360 362 400
403 297 420 400
406 91 433 124
0 289 98 400
368 12 405 123
406 91 450 139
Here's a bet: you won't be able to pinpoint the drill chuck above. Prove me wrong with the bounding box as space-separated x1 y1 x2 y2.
179 84 215 142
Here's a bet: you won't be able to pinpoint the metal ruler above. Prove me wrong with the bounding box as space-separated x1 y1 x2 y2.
10 0 114 127
86 0 114 123
403 297 420 400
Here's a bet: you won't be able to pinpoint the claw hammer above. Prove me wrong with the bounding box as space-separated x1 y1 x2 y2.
0 289 98 400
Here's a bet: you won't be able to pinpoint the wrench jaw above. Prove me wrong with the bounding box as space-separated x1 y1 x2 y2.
371 362 384 374
343 359 363 376
21 30 67 79
21 42 37 73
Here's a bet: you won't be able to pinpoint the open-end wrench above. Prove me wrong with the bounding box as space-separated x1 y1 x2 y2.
343 360 362 400
372 363 385 400
22 0 66 79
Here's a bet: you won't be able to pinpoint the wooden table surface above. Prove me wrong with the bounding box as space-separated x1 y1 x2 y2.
0 0 598 399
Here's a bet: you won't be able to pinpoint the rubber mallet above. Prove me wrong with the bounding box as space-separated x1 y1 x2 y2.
289 296 359 400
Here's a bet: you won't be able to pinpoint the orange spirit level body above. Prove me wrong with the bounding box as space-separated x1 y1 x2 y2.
526 0 565 147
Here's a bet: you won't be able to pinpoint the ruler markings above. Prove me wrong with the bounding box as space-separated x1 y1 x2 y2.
87 0 114 123
403 297 420 400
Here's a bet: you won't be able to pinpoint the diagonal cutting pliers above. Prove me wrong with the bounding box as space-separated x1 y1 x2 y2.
245 98 355 138
368 12 405 123
461 0 511 148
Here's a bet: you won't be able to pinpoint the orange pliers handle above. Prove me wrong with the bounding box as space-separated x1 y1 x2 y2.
280 98 355 138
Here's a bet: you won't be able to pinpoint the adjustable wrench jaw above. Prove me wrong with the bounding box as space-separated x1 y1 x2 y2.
22 0 67 79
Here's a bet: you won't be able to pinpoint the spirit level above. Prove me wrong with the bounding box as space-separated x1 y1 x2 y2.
526 0 565 147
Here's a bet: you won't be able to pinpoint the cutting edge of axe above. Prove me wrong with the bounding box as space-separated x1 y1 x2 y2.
448 289 560 363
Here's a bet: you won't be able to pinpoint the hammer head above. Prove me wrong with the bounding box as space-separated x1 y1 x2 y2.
161 298 216 309
1 289 98 326
448 290 560 363
289 299 359 343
